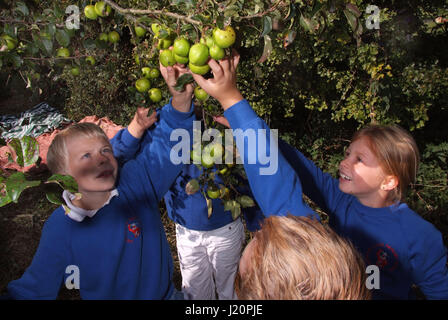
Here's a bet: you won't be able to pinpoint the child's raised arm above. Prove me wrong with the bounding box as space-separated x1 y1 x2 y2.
111 62 196 164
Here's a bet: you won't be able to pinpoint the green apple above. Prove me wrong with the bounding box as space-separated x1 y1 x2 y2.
148 68 160 79
1 35 18 51
135 26 146 37
99 32 109 42
148 88 162 103
190 149 202 164
213 26 236 49
200 36 215 48
204 142 224 163
94 1 112 17
159 49 176 67
157 38 172 50
189 62 210 75
189 43 209 66
135 78 151 93
207 187 220 199
108 31 120 43
84 5 98 20
194 86 209 101
85 56 96 65
173 38 190 57
209 45 225 60
70 67 80 76
56 47 70 57
201 151 214 168
151 23 161 37
174 53 189 65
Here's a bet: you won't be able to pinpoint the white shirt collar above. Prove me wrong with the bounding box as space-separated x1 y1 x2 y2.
62 189 119 222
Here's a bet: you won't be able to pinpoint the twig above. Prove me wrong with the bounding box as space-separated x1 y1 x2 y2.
103 0 202 26
22 54 90 61
0 18 65 28
240 0 284 20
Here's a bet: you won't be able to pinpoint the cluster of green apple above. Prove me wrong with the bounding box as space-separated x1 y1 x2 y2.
151 23 176 49
135 66 163 103
158 26 236 75
98 30 120 44
189 141 232 197
187 139 256 219
84 1 112 20
55 47 96 76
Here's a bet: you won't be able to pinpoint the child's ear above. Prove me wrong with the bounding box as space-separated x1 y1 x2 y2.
381 175 399 191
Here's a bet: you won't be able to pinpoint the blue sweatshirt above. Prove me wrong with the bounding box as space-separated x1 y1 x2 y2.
225 99 448 300
7 101 195 299
111 105 264 232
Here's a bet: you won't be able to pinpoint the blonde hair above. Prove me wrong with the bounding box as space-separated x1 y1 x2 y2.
352 124 420 202
235 215 371 300
47 123 110 174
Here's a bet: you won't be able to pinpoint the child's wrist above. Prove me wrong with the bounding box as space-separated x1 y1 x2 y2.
219 91 244 110
171 96 192 113
127 122 145 139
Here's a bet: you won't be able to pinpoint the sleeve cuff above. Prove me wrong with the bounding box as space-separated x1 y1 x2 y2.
223 99 258 129
121 128 141 149
166 97 195 121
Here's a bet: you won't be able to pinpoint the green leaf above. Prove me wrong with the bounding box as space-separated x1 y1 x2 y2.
158 29 169 40
311 2 325 18
45 174 78 193
83 39 96 50
37 38 53 55
15 2 29 16
216 16 225 30
230 201 241 220
45 190 63 205
261 16 272 37
55 29 70 48
343 9 359 33
223 199 233 211
206 197 213 218
258 35 272 64
10 54 23 68
345 3 361 18
174 73 194 92
185 179 200 195
8 136 40 167
0 192 12 207
137 17 153 24
5 172 41 203
299 14 318 33
237 195 255 208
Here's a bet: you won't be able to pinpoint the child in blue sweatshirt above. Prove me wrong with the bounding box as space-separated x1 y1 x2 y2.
191 51 448 300
111 63 264 300
6 68 195 299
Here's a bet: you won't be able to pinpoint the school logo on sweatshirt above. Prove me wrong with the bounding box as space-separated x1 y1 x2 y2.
126 217 141 243
366 243 399 272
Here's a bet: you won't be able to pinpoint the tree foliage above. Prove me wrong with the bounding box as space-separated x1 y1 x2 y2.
1 0 447 239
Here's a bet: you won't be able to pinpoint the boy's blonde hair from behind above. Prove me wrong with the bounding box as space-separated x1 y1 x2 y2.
352 124 420 202
235 215 371 300
47 123 110 174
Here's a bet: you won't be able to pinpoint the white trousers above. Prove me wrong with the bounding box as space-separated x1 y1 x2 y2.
176 218 245 300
